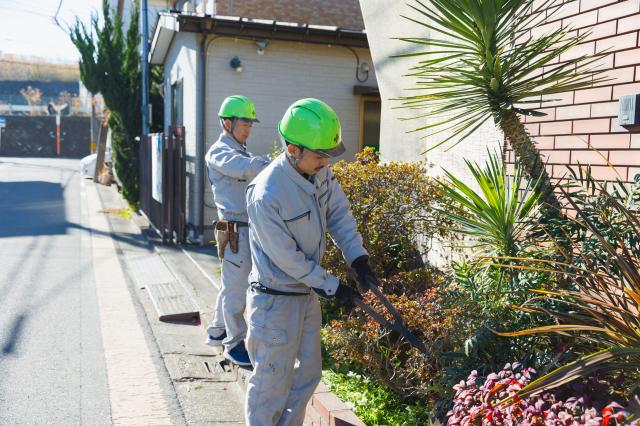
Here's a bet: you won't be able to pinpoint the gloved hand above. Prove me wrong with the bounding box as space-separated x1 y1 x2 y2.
313 283 362 309
335 284 362 309
351 255 377 293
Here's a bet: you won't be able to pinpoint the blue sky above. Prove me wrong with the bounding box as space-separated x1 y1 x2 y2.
0 0 103 63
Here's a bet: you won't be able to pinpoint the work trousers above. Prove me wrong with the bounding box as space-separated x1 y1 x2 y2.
207 226 251 350
244 288 322 426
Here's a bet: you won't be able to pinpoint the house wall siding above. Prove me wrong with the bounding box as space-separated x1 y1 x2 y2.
213 0 364 29
505 0 640 183
201 37 376 233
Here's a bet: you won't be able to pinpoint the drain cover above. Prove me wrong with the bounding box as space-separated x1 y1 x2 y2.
164 354 236 382
147 282 200 322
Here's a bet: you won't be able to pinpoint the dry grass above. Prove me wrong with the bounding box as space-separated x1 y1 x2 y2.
0 54 79 82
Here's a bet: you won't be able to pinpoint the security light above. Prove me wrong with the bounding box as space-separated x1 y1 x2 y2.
357 61 370 82
256 40 269 55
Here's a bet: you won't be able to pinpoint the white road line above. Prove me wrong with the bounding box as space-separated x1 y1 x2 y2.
85 181 173 426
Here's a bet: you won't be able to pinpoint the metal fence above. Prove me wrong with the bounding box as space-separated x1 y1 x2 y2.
139 126 186 244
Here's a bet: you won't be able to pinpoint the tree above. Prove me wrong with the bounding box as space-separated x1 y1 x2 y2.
20 86 42 116
70 0 141 204
399 0 603 215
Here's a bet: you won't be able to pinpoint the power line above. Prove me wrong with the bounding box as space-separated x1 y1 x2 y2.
53 0 66 33
0 6 54 19
0 0 97 26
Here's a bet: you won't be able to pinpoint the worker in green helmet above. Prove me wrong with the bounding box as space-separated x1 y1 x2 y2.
244 98 376 425
205 95 270 367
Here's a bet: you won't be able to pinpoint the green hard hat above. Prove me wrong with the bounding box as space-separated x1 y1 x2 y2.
277 98 345 158
218 95 259 122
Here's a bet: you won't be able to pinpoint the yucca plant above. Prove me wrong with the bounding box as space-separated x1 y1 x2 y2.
494 170 640 403
437 154 557 382
399 0 605 215
437 151 541 261
437 151 542 298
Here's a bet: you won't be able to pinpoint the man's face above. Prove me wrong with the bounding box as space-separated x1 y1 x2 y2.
287 145 330 175
224 118 253 144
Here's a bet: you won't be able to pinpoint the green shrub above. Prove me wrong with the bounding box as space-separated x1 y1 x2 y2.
322 370 434 425
321 148 470 414
323 147 450 282
324 270 473 406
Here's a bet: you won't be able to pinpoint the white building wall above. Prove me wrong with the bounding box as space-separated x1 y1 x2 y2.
360 0 503 266
359 0 501 182
202 37 377 231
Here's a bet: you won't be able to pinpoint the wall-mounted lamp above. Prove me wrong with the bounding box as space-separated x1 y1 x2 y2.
256 40 269 55
357 61 370 83
230 56 243 73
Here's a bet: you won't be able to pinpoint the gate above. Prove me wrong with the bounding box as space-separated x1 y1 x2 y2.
139 126 186 243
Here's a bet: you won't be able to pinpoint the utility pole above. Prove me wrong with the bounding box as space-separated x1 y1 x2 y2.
56 114 61 155
117 0 125 18
141 0 149 138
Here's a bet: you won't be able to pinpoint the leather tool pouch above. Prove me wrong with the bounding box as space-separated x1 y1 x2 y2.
215 220 230 259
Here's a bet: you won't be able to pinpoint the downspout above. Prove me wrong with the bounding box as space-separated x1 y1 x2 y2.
141 0 150 137
195 28 209 244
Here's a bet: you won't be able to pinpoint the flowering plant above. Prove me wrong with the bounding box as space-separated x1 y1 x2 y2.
447 363 636 425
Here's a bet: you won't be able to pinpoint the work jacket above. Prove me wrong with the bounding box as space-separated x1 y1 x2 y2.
206 132 269 222
246 153 367 296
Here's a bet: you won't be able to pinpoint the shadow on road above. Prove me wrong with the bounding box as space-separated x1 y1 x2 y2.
1 314 27 355
0 180 152 250
0 181 68 237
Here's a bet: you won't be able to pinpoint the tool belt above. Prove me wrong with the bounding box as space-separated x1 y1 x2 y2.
250 282 309 296
214 220 248 259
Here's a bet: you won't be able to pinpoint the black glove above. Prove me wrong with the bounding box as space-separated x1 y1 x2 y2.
351 255 377 293
313 283 362 309
335 284 362 309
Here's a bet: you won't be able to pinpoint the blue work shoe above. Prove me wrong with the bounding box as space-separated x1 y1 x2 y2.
223 341 252 367
206 330 227 347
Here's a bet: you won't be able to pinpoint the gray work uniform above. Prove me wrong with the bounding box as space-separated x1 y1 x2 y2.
205 132 269 350
245 152 366 425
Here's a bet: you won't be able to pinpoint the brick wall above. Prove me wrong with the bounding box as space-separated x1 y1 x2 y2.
214 0 364 29
505 0 640 183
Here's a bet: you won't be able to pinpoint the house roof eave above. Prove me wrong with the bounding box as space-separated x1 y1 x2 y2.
149 13 179 65
173 13 368 48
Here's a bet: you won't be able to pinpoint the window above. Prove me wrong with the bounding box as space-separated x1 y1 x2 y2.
171 79 183 127
359 95 381 151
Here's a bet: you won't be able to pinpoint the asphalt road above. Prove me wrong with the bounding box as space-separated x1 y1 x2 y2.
0 158 110 425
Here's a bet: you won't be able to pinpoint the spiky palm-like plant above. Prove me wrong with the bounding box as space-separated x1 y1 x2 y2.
436 152 541 260
399 0 604 214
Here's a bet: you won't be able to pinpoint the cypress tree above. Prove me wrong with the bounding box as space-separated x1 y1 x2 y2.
70 0 141 205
